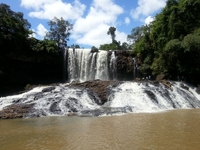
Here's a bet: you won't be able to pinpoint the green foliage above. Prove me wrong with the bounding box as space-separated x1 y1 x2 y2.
91 46 98 52
29 38 58 53
121 42 129 50
127 26 145 43
99 43 117 50
181 34 200 52
24 84 31 90
128 24 154 75
128 0 200 83
179 34 200 78
0 3 31 52
45 17 73 51
69 44 80 49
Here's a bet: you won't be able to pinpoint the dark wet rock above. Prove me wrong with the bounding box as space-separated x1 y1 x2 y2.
159 89 177 108
196 86 200 94
69 80 122 105
13 98 26 103
65 97 82 112
90 48 99 53
145 90 158 104
0 104 35 119
180 83 189 90
86 88 102 105
34 92 43 100
115 51 134 80
42 87 55 93
151 81 160 86
49 102 61 114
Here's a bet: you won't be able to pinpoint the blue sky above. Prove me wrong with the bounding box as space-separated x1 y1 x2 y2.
0 0 167 48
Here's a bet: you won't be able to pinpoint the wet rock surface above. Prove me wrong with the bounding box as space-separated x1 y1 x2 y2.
0 104 35 119
69 80 122 105
0 80 199 119
0 80 123 119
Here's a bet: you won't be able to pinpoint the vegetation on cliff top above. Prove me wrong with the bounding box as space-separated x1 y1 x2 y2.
127 0 200 84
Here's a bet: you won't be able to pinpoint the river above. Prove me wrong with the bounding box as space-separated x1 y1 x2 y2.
1 108 200 150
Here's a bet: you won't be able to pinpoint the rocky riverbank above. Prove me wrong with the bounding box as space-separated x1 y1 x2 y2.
0 80 122 119
1 79 199 119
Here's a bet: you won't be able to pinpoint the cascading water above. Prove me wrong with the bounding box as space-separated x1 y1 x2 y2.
1 81 200 117
63 48 68 82
109 51 117 80
1 49 200 118
67 48 116 82
133 57 137 79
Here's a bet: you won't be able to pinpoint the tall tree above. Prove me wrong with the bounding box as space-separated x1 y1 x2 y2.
45 17 73 51
107 26 116 43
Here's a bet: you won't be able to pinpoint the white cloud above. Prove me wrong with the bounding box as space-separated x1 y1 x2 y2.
72 0 126 47
75 24 111 46
29 29 36 38
144 16 154 25
21 0 86 20
21 0 127 47
125 17 130 25
130 0 166 19
115 31 128 44
36 24 47 38
20 0 56 10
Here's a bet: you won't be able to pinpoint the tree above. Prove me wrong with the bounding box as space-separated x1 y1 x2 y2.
0 3 31 53
75 44 80 49
45 17 73 51
121 42 129 50
127 26 145 43
69 44 80 49
29 37 58 53
0 3 32 77
99 43 118 50
107 26 116 43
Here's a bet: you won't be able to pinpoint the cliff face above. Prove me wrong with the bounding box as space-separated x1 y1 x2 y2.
0 49 136 97
115 50 134 80
0 50 63 96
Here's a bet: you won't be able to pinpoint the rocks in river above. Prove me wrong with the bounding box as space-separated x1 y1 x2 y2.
144 90 158 104
1 79 200 119
42 87 56 93
180 83 189 90
196 86 200 94
70 80 122 105
0 104 35 119
65 97 83 113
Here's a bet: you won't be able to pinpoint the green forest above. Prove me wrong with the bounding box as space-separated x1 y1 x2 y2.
127 0 200 84
0 0 200 95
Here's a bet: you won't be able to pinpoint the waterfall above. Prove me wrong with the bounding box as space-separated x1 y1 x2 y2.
95 50 109 80
63 48 68 82
109 51 117 80
68 48 114 82
1 81 200 117
133 57 138 80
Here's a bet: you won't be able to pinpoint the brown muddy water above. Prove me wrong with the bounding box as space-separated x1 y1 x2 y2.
1 109 200 150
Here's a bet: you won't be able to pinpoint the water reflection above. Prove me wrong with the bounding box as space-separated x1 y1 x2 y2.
1 109 200 150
